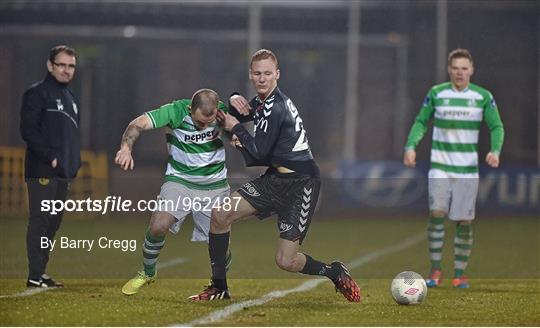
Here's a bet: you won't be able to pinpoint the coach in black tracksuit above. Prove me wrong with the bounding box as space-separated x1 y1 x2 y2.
20 45 81 288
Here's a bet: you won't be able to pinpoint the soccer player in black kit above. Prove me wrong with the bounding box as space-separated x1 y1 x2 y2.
189 49 360 302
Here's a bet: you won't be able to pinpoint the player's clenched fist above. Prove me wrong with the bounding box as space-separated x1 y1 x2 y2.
485 152 500 168
230 134 243 148
403 149 416 168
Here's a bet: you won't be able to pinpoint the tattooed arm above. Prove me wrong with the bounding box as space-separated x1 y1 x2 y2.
114 115 153 171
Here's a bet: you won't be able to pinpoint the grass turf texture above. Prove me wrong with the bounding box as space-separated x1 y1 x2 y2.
1 278 538 326
0 215 538 326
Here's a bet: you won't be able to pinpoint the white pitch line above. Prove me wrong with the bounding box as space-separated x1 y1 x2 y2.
0 287 55 299
157 257 189 270
0 257 189 299
174 232 425 327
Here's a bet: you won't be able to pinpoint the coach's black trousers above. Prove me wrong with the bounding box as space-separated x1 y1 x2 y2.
26 178 68 280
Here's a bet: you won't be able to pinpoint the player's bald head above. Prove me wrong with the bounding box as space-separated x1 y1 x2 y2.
191 88 219 116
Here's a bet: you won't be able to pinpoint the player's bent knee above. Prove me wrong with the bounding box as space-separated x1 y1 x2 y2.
430 210 447 218
149 211 174 236
275 254 298 272
211 208 232 229
149 223 168 236
151 219 171 235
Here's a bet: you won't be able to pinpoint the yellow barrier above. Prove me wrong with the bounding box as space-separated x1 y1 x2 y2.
0 146 108 216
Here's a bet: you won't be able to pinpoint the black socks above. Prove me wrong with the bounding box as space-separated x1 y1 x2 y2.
300 254 339 280
209 232 230 290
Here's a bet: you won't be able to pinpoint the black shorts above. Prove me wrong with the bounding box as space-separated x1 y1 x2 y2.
237 169 321 244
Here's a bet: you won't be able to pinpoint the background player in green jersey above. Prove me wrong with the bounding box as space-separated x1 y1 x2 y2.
403 48 504 288
115 89 231 295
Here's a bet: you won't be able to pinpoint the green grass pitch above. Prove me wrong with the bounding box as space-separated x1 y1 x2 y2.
1 215 538 326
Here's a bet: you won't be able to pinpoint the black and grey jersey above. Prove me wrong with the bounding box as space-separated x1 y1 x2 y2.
231 87 319 177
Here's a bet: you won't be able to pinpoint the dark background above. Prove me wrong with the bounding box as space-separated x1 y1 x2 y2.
0 0 538 215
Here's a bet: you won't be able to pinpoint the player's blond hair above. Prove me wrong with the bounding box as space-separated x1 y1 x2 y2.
250 49 279 69
448 48 473 66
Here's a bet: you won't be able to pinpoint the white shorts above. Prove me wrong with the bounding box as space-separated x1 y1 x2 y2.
158 181 230 242
428 169 479 221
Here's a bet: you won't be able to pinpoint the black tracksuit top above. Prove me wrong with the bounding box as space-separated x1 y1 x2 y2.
20 73 81 179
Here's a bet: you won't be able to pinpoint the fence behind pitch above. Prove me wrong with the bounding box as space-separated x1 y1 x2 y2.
0 146 108 216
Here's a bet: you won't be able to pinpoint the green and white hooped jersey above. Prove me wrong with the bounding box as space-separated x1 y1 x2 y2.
406 82 504 177
145 99 228 190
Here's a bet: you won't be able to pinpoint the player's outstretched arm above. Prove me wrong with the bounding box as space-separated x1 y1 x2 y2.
115 115 153 171
216 111 270 166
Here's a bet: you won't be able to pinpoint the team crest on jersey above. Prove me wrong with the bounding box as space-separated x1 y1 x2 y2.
56 99 64 111
279 222 293 233
468 99 476 107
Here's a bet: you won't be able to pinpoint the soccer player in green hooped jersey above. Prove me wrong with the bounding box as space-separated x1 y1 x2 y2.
403 48 504 289
115 89 232 295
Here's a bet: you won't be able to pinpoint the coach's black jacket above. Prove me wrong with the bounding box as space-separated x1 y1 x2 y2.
20 73 81 180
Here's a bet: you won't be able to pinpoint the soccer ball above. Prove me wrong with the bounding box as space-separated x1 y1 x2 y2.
390 271 427 305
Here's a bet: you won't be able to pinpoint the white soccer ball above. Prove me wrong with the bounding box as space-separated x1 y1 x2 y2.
390 271 427 305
